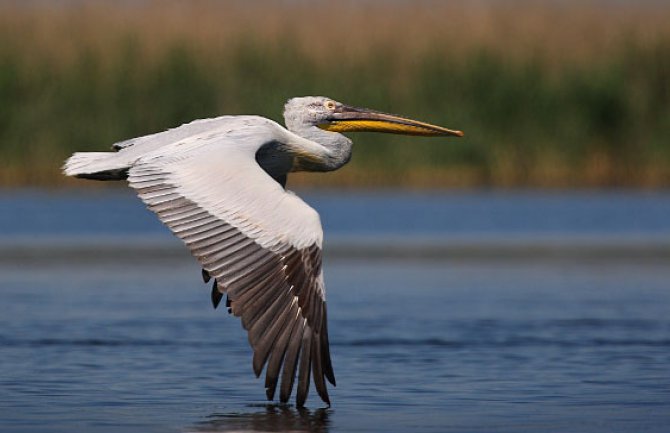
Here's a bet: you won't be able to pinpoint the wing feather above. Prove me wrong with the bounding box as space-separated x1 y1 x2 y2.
241 279 285 330
265 304 300 400
321 307 336 386
280 317 305 403
126 128 334 406
296 326 313 407
311 331 329 404
230 268 285 313
251 294 293 375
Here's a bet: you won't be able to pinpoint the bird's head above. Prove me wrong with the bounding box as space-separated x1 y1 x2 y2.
284 96 464 137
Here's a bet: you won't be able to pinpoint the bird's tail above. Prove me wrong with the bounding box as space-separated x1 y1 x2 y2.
63 152 129 180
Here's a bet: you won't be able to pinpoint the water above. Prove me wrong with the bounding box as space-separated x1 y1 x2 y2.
1 190 669 432
2 189 670 237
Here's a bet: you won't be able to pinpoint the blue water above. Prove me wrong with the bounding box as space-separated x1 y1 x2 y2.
2 189 670 237
1 190 669 432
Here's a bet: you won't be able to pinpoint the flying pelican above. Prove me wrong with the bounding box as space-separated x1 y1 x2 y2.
63 96 463 407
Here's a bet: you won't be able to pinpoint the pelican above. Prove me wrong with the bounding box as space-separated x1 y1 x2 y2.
63 96 463 407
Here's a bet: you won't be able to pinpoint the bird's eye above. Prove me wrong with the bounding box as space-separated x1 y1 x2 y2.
324 100 336 110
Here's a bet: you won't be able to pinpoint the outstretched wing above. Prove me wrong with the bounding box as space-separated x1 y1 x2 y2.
126 124 335 406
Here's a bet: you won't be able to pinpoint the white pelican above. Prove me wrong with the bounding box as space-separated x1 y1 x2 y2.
63 96 463 407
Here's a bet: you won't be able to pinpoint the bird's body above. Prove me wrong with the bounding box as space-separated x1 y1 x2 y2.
63 96 462 407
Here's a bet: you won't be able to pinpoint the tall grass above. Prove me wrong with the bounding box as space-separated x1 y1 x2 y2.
1 1 669 188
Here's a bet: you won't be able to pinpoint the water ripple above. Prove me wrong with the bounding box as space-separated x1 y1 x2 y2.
5 336 665 350
339 337 670 349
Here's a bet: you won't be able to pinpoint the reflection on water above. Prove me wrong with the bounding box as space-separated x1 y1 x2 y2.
190 405 330 433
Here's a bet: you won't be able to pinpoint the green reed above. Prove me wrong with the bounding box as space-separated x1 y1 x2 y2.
1 21 669 187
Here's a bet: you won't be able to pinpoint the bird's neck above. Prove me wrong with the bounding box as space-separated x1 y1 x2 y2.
286 124 352 173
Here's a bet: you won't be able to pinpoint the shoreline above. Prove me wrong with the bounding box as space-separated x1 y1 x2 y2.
3 234 670 264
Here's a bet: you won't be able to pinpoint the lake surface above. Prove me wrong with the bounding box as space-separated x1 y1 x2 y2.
1 190 669 432
2 189 670 237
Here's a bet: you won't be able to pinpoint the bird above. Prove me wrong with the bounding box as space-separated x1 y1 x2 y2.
63 96 463 407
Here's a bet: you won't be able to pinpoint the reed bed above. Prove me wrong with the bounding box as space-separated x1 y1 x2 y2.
1 0 669 188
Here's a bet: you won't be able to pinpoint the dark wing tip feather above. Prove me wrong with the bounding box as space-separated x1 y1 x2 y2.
211 280 223 309
264 303 299 402
280 318 305 403
202 268 211 283
296 327 313 408
250 296 293 378
311 331 330 405
320 308 336 386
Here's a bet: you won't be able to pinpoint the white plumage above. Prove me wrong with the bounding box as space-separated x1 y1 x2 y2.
63 96 463 407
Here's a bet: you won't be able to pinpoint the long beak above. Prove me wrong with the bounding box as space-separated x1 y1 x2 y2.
320 105 464 137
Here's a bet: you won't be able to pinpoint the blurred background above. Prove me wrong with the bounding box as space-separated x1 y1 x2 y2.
1 1 670 433
1 0 669 188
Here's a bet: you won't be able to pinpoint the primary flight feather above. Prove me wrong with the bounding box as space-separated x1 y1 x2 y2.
63 96 463 407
